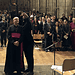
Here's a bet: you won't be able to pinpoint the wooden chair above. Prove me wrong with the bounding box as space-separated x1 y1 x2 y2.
33 34 44 43
33 34 44 39
51 59 75 75
33 34 44 49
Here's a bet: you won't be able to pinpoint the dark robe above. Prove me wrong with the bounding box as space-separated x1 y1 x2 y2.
22 18 34 72
62 24 70 47
22 18 34 46
70 22 75 50
4 24 25 73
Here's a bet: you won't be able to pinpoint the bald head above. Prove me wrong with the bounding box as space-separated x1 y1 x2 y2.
72 18 75 21
72 18 75 23
13 17 19 20
13 17 19 25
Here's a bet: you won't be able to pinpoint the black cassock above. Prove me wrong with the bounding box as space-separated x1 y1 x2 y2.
4 25 25 73
22 18 34 72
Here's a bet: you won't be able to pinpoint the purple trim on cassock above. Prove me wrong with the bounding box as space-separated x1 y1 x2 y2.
11 33 23 68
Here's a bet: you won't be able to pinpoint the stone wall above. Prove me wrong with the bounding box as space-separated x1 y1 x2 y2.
31 0 73 18
0 0 74 18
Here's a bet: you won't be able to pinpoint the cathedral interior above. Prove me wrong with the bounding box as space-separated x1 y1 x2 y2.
0 0 75 75
0 0 75 18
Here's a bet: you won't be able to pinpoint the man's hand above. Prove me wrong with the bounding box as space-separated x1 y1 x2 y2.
72 29 75 32
24 13 29 18
47 32 50 34
38 31 39 34
57 34 59 37
47 32 52 36
66 33 68 36
14 41 19 46
2 30 5 33
49 33 52 36
7 19 8 22
16 41 19 46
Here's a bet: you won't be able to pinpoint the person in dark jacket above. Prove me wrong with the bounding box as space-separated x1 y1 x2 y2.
61 14 68 21
1 18 7 47
45 18 53 52
53 21 62 51
39 17 44 34
32 17 39 34
62 20 71 51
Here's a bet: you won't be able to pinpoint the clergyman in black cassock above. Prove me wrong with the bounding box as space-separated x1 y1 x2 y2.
4 17 25 75
22 13 34 73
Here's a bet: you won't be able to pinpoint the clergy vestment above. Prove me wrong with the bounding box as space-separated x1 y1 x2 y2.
4 24 25 73
70 22 75 50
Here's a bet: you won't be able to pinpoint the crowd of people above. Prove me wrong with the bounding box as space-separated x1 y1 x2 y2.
0 10 75 52
0 10 34 75
27 12 74 52
0 10 75 75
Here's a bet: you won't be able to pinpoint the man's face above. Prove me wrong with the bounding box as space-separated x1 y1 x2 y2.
30 18 32 21
47 18 50 23
23 16 25 19
73 19 75 23
7 14 9 16
13 18 19 24
42 17 45 21
45 15 47 19
4 12 6 14
39 18 42 21
53 16 56 19
55 22 59 26
63 14 65 17
64 21 67 25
